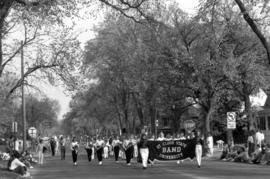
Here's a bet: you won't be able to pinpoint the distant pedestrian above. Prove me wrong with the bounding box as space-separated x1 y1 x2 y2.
195 130 203 168
50 137 56 156
85 137 93 162
37 139 44 164
247 131 255 157
138 133 149 169
60 136 66 160
94 136 105 165
71 137 79 166
123 134 134 166
112 136 122 163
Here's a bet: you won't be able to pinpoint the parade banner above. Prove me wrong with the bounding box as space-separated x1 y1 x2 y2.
148 139 196 160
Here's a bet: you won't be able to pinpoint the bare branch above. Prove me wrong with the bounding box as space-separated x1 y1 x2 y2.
234 0 270 65
6 63 58 98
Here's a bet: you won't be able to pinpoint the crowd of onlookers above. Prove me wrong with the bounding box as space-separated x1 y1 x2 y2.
220 130 270 165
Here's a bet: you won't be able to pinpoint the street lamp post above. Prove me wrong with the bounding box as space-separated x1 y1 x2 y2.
21 41 26 152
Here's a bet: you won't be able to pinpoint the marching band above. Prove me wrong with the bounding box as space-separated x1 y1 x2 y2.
66 131 203 169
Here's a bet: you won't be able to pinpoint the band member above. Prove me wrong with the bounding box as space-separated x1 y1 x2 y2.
85 137 93 162
195 130 203 168
50 137 56 156
94 136 105 165
104 139 109 159
71 137 79 166
123 134 134 166
138 133 149 169
112 136 122 162
60 136 66 160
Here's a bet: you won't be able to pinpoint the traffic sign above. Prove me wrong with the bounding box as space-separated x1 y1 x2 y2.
227 112 236 129
28 127 37 138
183 119 196 133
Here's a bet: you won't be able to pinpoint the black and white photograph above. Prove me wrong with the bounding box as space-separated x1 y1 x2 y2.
0 0 270 178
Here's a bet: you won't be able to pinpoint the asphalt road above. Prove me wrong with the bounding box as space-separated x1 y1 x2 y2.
30 154 270 179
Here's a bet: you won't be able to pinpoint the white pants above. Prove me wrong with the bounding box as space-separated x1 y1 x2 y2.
104 146 109 158
134 145 138 158
140 148 149 168
38 151 44 164
195 144 202 166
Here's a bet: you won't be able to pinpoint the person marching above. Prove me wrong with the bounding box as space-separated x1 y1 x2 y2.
60 136 66 160
71 137 79 166
85 137 93 162
94 136 105 165
112 136 122 163
138 133 149 169
123 134 134 166
195 130 204 168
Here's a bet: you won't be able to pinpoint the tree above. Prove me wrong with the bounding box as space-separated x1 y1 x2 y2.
234 0 270 65
0 0 81 99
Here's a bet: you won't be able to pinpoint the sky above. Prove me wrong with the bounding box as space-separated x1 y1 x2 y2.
40 0 267 120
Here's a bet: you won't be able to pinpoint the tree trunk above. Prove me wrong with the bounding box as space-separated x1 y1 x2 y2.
244 94 254 131
132 93 144 127
149 104 155 135
204 105 214 136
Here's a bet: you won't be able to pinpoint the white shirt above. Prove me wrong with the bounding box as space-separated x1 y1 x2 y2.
9 158 25 170
71 141 79 150
95 140 104 147
112 139 122 147
255 132 264 145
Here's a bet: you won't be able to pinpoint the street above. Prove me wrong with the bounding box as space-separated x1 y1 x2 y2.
30 154 270 179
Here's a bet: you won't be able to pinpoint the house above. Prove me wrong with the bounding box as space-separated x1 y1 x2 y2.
257 94 270 144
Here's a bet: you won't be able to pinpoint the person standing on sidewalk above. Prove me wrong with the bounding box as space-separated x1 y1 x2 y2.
85 136 93 162
195 130 204 168
60 136 66 160
50 137 56 156
138 133 149 169
71 137 79 166
37 139 44 164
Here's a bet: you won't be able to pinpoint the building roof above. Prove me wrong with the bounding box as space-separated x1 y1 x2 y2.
265 95 270 108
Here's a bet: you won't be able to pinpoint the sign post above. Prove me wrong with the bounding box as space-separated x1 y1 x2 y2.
155 120 158 139
12 122 17 150
28 127 37 138
183 120 196 134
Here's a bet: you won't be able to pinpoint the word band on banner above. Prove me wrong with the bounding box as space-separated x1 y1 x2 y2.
147 139 196 160
227 112 236 129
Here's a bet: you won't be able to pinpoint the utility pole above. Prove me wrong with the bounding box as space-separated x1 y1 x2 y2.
21 41 26 152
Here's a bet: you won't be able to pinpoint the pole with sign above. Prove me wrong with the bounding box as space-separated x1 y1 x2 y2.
227 112 236 146
227 112 236 129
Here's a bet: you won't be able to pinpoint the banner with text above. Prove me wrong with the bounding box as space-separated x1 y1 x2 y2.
148 139 196 160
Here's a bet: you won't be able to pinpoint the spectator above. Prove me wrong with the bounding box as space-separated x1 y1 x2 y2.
255 130 264 149
8 151 30 177
233 145 250 163
247 130 255 157
37 139 44 164
156 132 165 141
